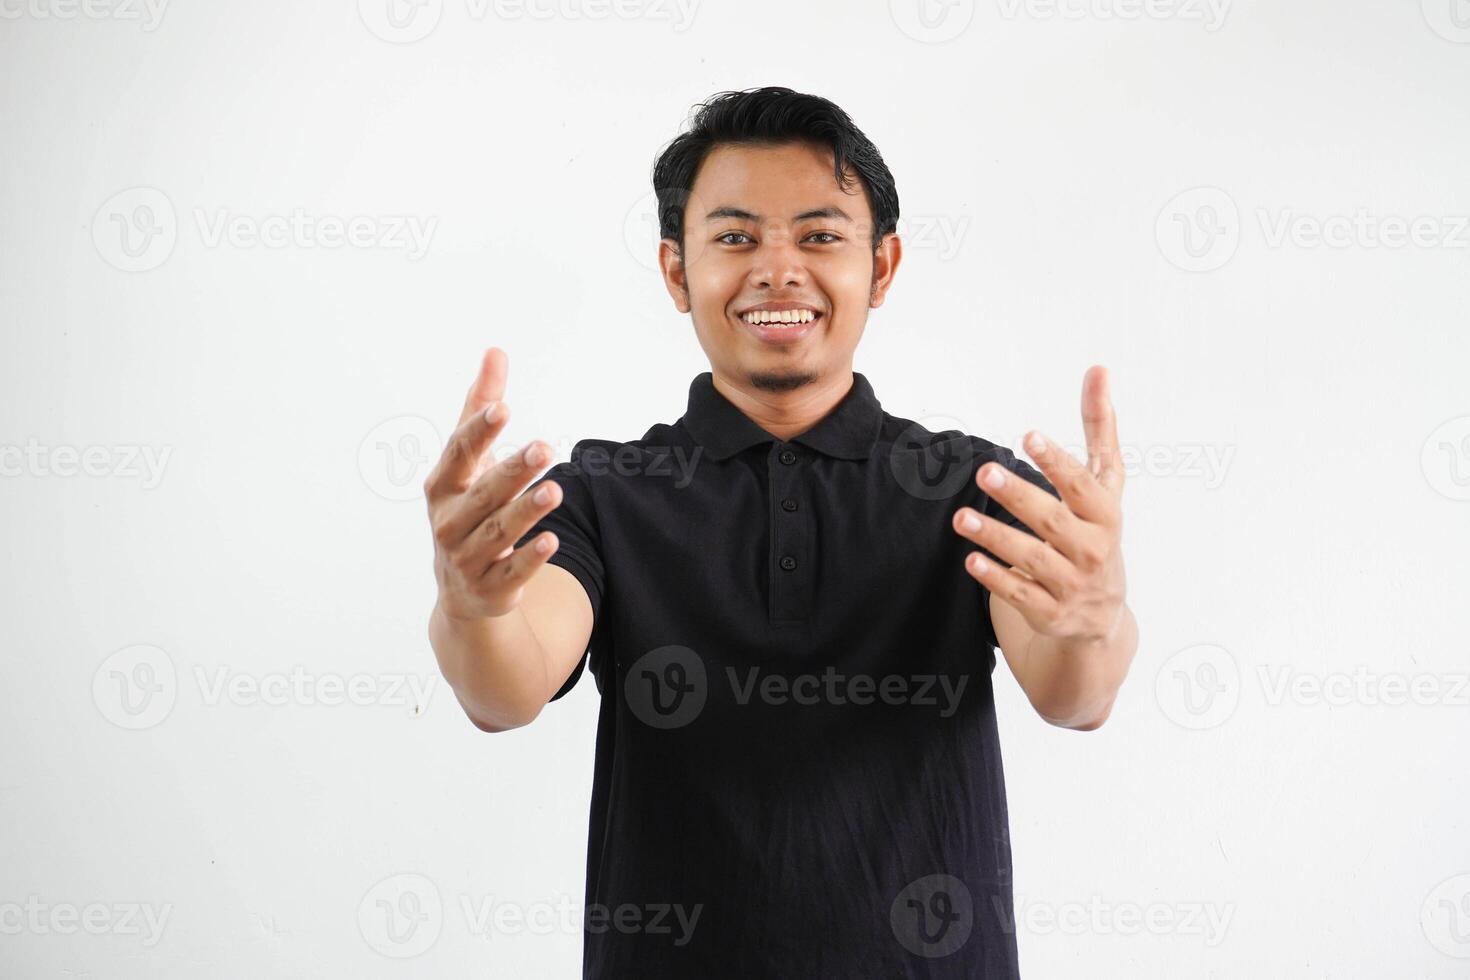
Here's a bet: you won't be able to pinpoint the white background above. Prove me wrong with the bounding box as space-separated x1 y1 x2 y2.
3 0 1469 976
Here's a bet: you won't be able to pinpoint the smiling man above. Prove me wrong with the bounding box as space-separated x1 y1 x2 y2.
424 86 1138 978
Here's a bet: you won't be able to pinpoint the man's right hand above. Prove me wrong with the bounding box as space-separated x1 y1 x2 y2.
424 347 564 622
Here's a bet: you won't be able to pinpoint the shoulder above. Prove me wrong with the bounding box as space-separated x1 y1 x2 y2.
875 412 1046 503
545 427 703 490
875 413 1018 463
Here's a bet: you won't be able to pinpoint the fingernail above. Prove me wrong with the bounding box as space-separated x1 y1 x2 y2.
483 402 500 423
960 511 981 532
1026 431 1046 455
983 466 1005 489
534 485 551 505
971 554 989 574
524 443 544 465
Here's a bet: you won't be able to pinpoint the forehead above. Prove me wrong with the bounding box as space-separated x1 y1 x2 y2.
688 141 870 222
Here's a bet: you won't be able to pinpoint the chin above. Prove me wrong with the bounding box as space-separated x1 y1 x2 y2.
746 368 818 393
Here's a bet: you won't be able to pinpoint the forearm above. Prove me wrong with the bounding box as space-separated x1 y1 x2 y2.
429 600 553 731
1021 604 1138 730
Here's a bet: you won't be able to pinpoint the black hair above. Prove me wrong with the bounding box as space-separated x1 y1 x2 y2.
651 86 900 256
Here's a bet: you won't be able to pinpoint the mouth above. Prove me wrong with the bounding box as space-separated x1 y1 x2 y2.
733 306 824 346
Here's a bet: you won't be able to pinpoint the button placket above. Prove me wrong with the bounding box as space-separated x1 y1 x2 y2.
770 442 808 622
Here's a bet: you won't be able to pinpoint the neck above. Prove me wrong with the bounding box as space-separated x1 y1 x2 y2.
711 367 855 443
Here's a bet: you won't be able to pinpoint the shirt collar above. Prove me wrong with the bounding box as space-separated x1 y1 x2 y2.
681 371 884 461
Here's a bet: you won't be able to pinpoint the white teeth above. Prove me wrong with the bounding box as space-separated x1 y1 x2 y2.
742 309 817 326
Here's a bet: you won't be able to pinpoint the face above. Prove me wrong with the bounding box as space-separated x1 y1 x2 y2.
658 141 901 394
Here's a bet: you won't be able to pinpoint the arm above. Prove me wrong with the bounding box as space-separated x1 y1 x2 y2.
430 562 592 732
990 593 1137 730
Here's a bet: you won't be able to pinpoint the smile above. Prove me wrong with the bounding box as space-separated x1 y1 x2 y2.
739 308 820 326
733 306 824 345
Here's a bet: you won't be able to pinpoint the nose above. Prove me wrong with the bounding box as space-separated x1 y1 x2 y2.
747 231 807 290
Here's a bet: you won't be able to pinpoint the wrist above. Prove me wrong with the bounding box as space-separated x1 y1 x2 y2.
434 595 494 630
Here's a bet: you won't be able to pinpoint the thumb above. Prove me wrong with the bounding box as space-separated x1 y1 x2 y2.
457 347 509 426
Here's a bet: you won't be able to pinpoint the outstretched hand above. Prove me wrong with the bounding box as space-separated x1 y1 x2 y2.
424 347 563 621
952 365 1127 645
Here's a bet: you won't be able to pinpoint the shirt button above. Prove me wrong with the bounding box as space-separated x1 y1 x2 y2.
781 498 798 512
779 449 797 465
779 555 797 571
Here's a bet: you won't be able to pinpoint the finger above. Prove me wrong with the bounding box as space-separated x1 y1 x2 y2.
458 347 509 427
952 506 1076 600
424 398 512 502
457 454 565 571
963 550 1059 624
975 461 1093 565
434 438 553 546
1081 365 1123 494
426 347 510 497
480 528 561 597
1021 430 1115 526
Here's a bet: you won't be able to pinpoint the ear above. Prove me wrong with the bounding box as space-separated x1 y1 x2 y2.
868 232 902 309
659 238 691 313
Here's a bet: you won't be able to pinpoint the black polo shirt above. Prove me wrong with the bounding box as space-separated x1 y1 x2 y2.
513 370 1059 979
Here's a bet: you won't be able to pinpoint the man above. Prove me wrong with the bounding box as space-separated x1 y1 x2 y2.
424 86 1137 978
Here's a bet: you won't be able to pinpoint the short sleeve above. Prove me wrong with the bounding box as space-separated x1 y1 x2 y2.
513 453 605 701
974 445 1062 656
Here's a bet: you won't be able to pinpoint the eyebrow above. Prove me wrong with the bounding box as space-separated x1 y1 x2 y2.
704 206 853 223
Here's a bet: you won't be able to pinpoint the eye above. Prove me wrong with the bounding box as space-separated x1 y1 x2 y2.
716 231 754 245
805 232 841 244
